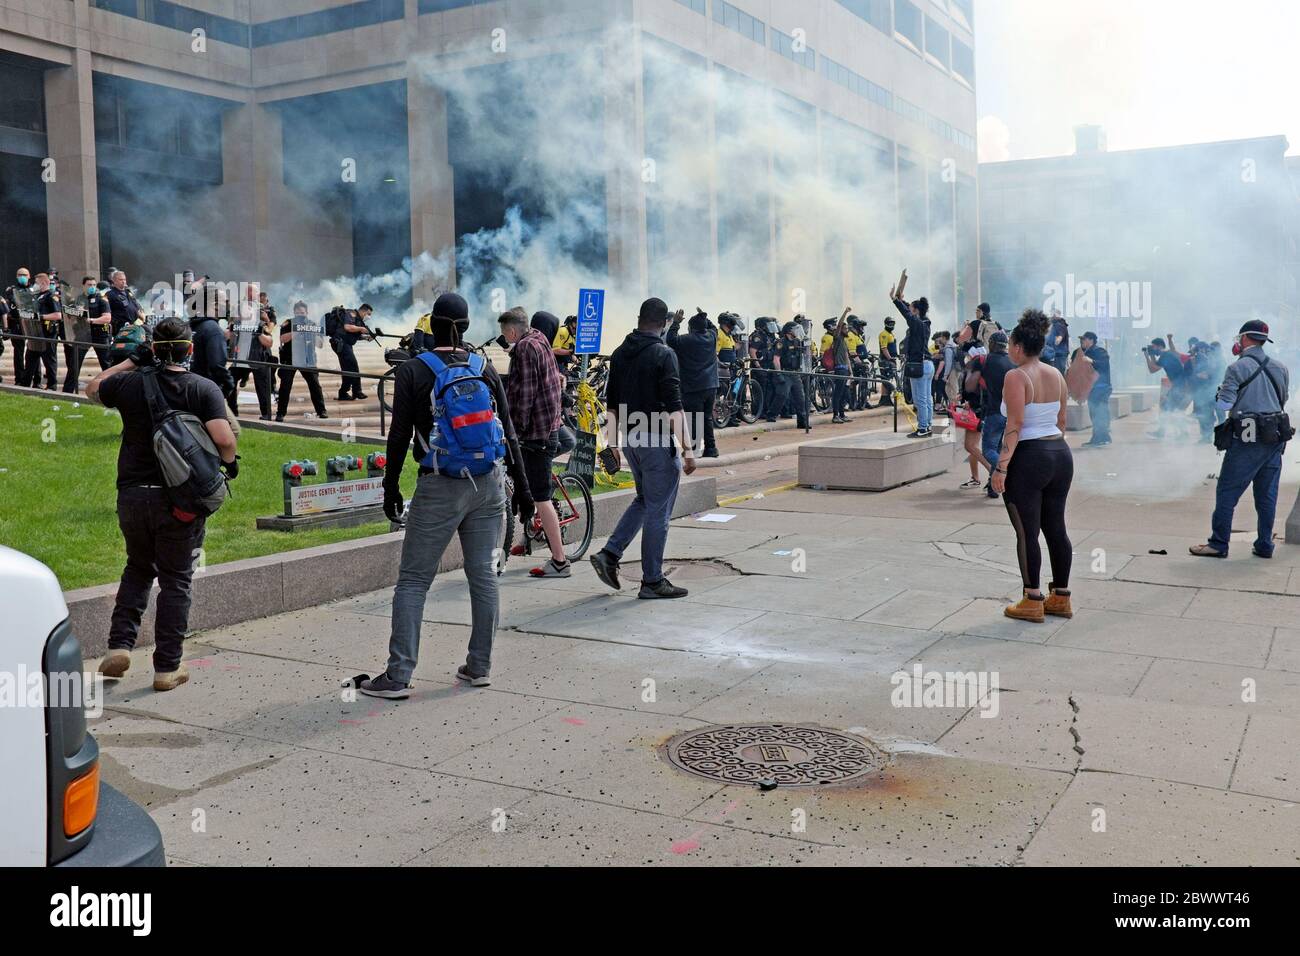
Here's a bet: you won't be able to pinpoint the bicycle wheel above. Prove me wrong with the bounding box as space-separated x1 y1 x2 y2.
811 375 831 413
739 378 762 424
553 472 594 561
712 389 733 429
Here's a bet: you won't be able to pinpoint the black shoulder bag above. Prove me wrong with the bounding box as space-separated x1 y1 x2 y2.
1214 355 1293 451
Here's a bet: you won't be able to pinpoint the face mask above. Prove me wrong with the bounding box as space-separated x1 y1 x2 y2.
17 276 28 286
85 285 96 295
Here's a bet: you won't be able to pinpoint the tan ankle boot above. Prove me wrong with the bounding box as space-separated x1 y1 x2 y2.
153 665 190 692
99 649 131 678
1004 590 1046 623
1044 585 1073 619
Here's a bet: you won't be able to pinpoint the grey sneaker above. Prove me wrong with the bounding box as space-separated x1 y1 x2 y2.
529 558 572 578
639 579 689 600
360 672 412 699
456 665 491 688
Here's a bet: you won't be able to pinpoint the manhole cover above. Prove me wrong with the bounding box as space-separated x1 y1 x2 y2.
663 724 886 788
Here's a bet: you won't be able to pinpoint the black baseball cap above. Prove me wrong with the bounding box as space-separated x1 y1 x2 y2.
1239 320 1272 343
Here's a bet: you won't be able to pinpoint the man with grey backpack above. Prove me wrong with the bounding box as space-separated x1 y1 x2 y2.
86 317 238 691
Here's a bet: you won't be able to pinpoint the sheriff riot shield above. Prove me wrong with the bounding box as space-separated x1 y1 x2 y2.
18 293 46 354
62 300 92 346
233 305 259 364
291 314 323 369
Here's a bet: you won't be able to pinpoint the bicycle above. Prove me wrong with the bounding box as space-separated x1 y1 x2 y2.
501 469 594 571
712 359 764 428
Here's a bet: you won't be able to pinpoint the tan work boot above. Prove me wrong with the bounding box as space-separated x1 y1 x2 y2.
153 666 191 692
1004 590 1046 623
1044 585 1073 619
99 649 131 679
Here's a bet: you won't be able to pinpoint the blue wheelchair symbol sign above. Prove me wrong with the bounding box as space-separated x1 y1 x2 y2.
576 289 604 355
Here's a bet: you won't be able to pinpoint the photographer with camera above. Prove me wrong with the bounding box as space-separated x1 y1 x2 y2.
1144 336 1191 438
1190 321 1292 559
86 318 238 692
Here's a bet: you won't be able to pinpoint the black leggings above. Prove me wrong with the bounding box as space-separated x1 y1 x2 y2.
1003 436 1074 592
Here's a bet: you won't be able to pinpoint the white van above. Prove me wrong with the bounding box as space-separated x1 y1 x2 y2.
0 546 164 866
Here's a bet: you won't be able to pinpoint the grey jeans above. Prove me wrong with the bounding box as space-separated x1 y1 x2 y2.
387 465 507 682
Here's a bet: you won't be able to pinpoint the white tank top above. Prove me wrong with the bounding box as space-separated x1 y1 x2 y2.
1001 370 1062 441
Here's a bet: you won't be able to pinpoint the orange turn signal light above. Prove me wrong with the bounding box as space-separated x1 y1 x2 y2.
64 762 100 837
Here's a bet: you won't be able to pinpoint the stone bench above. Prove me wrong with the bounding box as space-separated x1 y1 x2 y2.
1117 388 1156 412
1065 403 1091 431
799 431 954 492
1110 393 1133 418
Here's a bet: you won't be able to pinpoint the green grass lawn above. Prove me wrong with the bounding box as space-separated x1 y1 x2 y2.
0 391 423 591
0 391 632 591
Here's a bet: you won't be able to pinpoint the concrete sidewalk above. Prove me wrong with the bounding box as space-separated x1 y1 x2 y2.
90 412 1300 866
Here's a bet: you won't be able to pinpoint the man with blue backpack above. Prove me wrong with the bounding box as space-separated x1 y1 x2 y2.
361 293 533 698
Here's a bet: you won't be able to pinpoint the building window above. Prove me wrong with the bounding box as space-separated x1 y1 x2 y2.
772 29 816 70
924 15 949 70
94 1 251 47
894 0 923 53
952 38 974 86
713 1 766 45
673 0 707 14
255 0 406 46
835 0 890 34
821 55 893 109
950 0 974 31
417 0 488 13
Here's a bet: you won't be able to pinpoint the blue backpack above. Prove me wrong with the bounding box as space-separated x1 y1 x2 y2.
415 351 507 477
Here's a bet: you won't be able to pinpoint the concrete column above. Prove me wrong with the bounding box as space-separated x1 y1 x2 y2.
407 69 456 304
43 47 99 281
603 26 648 306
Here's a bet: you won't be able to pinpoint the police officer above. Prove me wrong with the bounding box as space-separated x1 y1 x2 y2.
28 272 61 390
1191 321 1292 559
749 317 779 421
553 314 577 373
83 276 113 371
878 316 899 406
846 315 870 410
276 300 329 421
332 303 374 401
4 267 32 385
106 269 142 335
766 320 810 429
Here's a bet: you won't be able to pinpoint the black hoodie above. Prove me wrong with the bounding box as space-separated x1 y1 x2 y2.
530 310 560 344
667 313 718 393
606 329 683 447
189 315 235 397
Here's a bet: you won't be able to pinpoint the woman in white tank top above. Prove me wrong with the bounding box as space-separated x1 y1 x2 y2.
991 311 1075 624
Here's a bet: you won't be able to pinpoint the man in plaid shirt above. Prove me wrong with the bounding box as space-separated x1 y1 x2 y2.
499 307 570 577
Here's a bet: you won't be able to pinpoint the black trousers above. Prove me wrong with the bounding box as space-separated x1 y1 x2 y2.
23 331 58 388
766 370 808 428
62 341 89 393
277 367 328 418
251 364 274 418
1003 436 1074 592
4 323 23 383
335 340 363 397
683 387 718 455
108 487 207 673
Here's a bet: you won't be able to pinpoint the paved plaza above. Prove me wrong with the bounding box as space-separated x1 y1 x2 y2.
90 412 1300 866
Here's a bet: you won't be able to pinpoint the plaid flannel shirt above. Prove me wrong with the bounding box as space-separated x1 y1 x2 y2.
506 327 564 440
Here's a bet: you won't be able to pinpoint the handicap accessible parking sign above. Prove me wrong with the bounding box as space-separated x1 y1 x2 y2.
576 288 604 355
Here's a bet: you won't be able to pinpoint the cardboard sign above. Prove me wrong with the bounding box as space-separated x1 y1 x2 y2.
570 430 597 489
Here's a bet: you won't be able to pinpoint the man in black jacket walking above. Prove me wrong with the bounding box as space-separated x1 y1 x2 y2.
590 297 697 600
190 310 237 418
667 308 720 458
